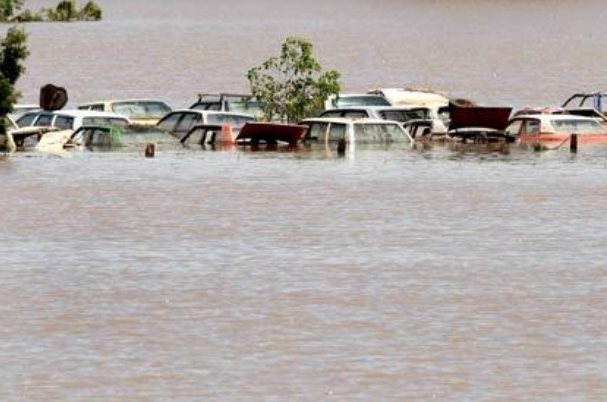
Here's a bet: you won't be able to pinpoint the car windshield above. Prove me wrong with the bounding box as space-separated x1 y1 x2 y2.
551 119 606 134
353 123 411 143
112 101 171 119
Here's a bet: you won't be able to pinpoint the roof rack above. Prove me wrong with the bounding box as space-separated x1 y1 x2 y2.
562 92 607 110
197 93 255 102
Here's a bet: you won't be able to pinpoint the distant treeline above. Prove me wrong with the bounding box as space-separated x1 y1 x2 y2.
0 0 102 22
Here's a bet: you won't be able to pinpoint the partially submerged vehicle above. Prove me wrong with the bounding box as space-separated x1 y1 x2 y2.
446 106 513 143
157 110 255 140
324 94 392 110
180 122 306 148
505 114 607 147
16 110 132 131
70 125 182 150
300 118 413 144
189 93 263 118
6 110 131 152
78 99 172 125
318 106 430 122
318 105 448 134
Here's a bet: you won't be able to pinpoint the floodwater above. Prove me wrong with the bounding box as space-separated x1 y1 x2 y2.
3 1 607 401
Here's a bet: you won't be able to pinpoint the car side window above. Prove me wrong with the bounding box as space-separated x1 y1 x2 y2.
328 123 347 141
157 113 182 132
174 113 200 134
505 120 523 136
16 113 37 127
90 104 105 112
307 123 329 140
521 119 540 135
54 116 74 130
34 114 53 127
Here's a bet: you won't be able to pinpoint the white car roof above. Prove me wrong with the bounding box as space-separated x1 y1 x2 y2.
169 109 255 119
302 117 403 125
79 99 170 106
52 109 131 120
370 88 449 107
513 114 600 122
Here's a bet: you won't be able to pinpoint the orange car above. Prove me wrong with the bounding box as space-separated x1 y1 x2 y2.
505 114 607 146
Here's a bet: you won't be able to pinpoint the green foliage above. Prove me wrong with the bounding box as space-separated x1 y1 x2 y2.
247 37 341 123
14 9 42 22
0 0 23 21
2 0 103 22
45 0 77 21
0 26 28 135
80 1 101 21
0 25 28 84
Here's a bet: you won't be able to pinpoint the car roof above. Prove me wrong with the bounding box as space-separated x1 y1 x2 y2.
512 114 601 122
166 109 255 118
302 117 402 125
52 110 131 119
323 106 430 112
79 99 171 106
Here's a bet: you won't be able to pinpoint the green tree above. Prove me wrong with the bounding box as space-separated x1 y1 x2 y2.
79 1 102 21
0 0 24 21
48 0 78 21
247 37 341 123
0 26 28 135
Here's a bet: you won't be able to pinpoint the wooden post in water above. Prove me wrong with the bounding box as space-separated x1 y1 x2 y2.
145 143 155 158
570 134 578 153
337 138 346 156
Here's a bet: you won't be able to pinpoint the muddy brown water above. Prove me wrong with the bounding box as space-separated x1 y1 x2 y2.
3 1 607 400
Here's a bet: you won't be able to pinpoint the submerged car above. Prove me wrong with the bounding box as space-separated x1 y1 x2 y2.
318 106 448 134
157 110 255 139
16 110 132 131
445 106 513 143
300 118 413 144
318 106 429 122
78 99 172 125
505 114 607 146
70 125 182 150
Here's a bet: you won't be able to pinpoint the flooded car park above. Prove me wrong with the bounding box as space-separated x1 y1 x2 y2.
4 0 607 401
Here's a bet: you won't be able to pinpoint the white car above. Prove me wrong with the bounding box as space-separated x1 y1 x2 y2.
16 110 132 131
300 117 413 144
78 99 172 125
317 105 448 134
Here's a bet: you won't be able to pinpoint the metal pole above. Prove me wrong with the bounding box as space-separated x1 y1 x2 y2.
570 134 578 153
